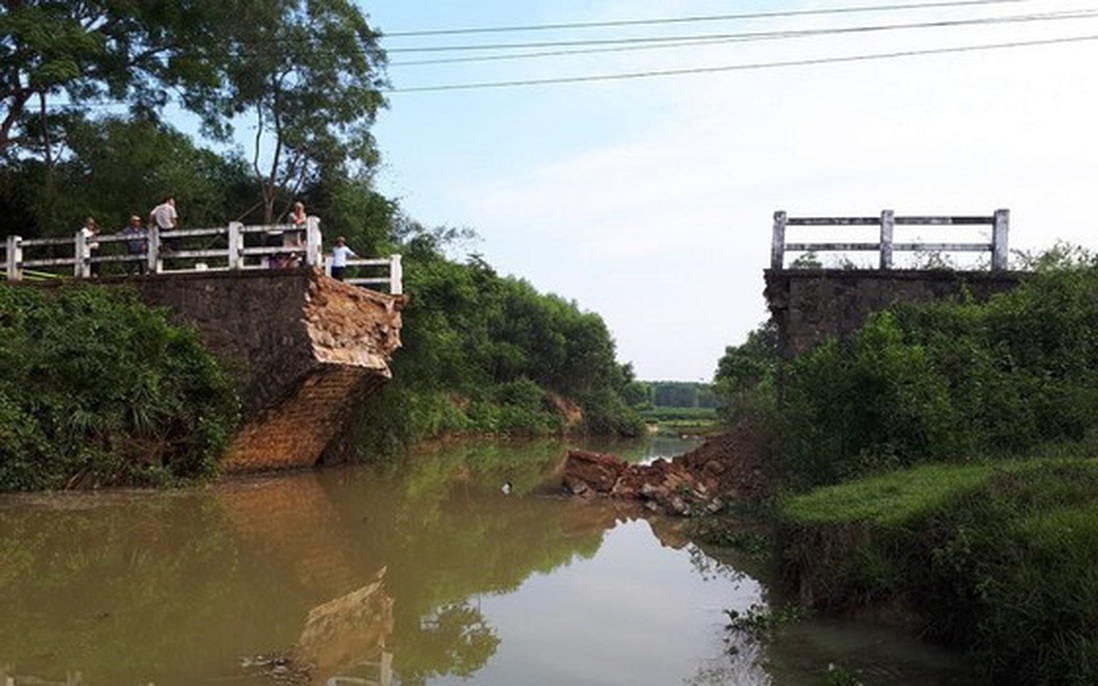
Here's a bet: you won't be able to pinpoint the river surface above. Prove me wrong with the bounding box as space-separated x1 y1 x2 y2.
0 436 978 686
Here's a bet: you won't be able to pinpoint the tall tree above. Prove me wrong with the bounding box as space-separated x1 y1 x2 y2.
223 0 388 222
0 0 230 160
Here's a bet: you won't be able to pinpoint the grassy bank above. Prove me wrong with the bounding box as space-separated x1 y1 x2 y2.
779 458 1098 685
639 407 720 436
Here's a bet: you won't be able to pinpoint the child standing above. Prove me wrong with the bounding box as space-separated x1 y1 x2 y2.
330 236 357 281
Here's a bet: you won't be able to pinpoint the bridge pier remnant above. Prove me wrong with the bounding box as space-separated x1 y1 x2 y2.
763 268 1022 360
133 269 403 472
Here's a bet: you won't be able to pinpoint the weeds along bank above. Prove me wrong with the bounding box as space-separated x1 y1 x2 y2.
780 460 1098 685
763 253 1098 684
0 284 239 490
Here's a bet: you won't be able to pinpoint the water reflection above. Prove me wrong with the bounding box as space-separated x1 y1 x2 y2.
295 567 393 685
0 436 972 685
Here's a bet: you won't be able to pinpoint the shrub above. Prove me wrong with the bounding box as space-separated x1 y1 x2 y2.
779 264 1098 487
0 284 239 490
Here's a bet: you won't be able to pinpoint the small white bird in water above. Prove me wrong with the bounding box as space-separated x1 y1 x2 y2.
501 481 513 495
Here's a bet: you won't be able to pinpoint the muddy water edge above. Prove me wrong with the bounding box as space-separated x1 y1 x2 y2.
0 436 978 686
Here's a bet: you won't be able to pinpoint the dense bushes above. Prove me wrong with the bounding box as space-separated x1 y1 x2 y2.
0 284 239 490
770 254 1098 684
781 460 1098 685
349 236 643 456
779 261 1098 487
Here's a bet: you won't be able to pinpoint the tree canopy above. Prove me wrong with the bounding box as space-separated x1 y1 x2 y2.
1 0 388 227
1 0 231 156
0 1 641 462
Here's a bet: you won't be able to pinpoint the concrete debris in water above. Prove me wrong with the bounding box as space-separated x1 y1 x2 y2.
561 428 770 516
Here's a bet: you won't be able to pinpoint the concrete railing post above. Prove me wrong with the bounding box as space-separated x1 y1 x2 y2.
74 230 89 278
5 235 22 281
390 254 403 295
880 209 895 269
147 224 162 274
305 216 322 267
992 208 1009 270
228 222 244 270
771 211 787 270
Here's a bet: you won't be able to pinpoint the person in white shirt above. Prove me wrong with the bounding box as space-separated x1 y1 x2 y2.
80 217 100 276
330 236 357 281
149 196 178 252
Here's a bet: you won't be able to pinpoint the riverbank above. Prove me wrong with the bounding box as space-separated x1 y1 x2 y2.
777 458 1098 685
565 426 1098 684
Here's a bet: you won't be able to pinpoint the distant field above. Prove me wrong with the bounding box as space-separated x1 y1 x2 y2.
640 407 720 435
640 407 719 422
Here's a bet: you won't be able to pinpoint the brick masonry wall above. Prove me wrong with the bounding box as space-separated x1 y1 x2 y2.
764 269 1024 360
131 269 403 472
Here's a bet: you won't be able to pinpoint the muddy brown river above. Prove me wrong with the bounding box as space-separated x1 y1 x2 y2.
0 437 977 685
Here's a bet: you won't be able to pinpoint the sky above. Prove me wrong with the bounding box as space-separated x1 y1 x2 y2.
353 0 1098 381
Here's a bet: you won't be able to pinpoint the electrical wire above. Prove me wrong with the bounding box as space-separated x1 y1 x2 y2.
23 3 1098 104
384 9 1098 54
385 33 1098 93
381 0 1035 38
387 8 1098 65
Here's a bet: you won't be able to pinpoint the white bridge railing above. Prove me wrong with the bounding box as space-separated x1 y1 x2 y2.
771 209 1009 271
2 218 402 295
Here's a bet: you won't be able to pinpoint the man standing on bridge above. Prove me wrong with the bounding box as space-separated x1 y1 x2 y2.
149 196 178 253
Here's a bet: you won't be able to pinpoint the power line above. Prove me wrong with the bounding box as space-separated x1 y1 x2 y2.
385 33 1098 93
387 9 1098 65
390 37 754 68
381 0 1033 38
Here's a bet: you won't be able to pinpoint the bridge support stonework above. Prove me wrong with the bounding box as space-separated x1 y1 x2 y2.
763 268 1023 360
132 269 403 472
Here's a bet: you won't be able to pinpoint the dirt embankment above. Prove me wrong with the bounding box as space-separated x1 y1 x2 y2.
562 422 772 515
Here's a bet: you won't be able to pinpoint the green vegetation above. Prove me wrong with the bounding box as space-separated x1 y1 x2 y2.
626 381 720 436
723 602 810 643
350 238 643 456
733 251 1098 685
1 0 386 226
624 380 719 411
1 2 642 470
639 407 719 437
780 259 1098 488
712 319 779 426
781 459 1098 685
0 284 239 490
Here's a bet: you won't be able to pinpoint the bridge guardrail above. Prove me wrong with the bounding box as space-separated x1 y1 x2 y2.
2 219 402 294
771 209 1009 271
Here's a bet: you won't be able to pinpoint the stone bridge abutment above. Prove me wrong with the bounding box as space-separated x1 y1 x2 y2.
130 269 403 472
763 268 1024 360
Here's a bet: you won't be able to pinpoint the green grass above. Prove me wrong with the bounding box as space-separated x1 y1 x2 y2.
778 458 1098 685
640 407 720 436
782 462 993 525
640 406 718 421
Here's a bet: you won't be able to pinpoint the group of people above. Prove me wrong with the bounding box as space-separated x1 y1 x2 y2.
79 197 176 276
77 197 358 280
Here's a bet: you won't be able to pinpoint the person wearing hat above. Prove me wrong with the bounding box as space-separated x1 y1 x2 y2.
329 236 357 281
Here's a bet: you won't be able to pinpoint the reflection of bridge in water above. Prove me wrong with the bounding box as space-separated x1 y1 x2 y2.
297 569 394 686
